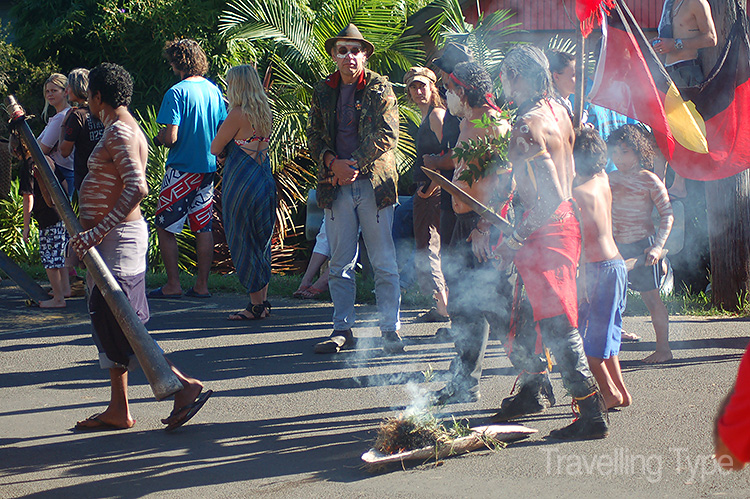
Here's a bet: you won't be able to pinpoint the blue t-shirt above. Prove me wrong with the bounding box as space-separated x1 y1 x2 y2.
157 77 227 173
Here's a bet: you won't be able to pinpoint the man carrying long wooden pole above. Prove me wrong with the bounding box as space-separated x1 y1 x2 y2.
67 63 212 431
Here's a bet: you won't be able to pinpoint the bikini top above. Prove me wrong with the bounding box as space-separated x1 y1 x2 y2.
234 135 270 147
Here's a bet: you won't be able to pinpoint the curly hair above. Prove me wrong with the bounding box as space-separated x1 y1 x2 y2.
163 38 208 77
451 61 493 108
574 127 607 177
67 68 90 102
42 73 67 123
500 45 554 103
226 65 273 138
607 124 656 171
88 63 133 108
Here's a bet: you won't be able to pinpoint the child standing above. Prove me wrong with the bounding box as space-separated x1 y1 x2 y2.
573 127 631 409
608 125 674 363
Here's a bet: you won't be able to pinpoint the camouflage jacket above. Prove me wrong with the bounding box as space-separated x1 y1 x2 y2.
307 68 399 210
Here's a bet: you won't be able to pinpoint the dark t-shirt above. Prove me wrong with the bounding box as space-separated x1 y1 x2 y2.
413 106 444 185
335 83 360 160
63 106 105 191
18 158 61 229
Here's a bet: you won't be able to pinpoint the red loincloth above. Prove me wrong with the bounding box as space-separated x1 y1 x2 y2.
718 346 750 464
513 200 580 328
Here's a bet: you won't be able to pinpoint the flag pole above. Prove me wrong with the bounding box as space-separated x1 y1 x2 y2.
574 21 585 127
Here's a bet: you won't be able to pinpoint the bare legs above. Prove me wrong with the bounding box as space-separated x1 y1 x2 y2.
75 361 204 429
157 228 214 296
75 368 135 429
435 288 449 317
588 355 632 409
40 267 69 308
640 288 673 363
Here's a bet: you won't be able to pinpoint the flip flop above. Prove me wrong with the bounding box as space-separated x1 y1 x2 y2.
185 288 211 298
163 389 213 432
621 331 642 342
74 413 135 432
148 287 182 299
292 285 311 299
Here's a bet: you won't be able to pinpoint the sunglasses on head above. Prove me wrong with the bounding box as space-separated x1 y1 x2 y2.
336 45 363 58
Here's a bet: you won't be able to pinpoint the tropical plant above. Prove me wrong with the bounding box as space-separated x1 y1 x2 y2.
427 0 521 89
0 177 39 264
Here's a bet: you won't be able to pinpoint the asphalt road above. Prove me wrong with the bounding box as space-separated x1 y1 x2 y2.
1 278 749 498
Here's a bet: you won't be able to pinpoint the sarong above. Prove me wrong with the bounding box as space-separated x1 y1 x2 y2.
513 200 580 328
222 142 277 293
87 219 153 370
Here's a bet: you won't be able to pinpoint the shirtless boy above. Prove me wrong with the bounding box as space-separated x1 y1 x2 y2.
493 46 608 440
429 61 511 404
608 124 674 364
70 63 211 431
573 127 631 410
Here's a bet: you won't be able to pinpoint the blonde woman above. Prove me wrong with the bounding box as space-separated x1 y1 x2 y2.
38 73 74 196
211 64 276 320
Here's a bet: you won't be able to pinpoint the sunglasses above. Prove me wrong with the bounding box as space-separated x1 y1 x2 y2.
336 46 363 58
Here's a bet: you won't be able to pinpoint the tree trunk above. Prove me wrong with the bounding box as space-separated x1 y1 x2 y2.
704 0 750 310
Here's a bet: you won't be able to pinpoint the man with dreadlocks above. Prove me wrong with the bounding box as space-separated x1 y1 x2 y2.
492 46 608 440
429 61 512 405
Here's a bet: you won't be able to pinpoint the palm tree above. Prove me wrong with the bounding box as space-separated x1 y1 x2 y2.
218 0 430 241
426 0 521 90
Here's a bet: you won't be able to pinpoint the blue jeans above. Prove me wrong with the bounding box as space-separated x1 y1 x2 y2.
325 178 401 333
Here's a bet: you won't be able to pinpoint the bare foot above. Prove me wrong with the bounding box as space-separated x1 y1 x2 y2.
39 298 66 309
619 391 633 407
75 409 135 430
643 350 673 364
602 391 624 410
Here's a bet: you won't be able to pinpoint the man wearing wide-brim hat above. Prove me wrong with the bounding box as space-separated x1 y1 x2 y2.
307 23 404 355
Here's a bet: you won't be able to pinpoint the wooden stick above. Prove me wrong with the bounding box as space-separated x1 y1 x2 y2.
4 95 183 400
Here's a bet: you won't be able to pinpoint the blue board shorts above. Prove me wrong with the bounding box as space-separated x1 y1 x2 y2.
579 259 628 359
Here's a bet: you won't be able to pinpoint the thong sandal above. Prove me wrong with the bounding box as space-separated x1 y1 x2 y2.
293 285 311 298
163 390 213 432
228 301 271 320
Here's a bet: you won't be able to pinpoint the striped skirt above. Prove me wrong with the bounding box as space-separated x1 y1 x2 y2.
222 142 277 293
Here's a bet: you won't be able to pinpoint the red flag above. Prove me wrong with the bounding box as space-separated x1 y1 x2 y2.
669 18 750 180
576 0 615 37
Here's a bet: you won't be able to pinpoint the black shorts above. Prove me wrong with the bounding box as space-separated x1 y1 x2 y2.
617 235 664 292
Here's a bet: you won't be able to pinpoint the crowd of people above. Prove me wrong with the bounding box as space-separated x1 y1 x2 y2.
9 0 749 467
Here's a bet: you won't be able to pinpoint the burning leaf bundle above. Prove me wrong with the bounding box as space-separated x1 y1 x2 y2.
363 413 537 469
453 112 512 187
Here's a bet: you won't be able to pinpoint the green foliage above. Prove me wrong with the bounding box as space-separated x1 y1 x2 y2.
427 0 521 87
453 112 511 186
9 0 227 112
0 27 59 135
0 178 39 264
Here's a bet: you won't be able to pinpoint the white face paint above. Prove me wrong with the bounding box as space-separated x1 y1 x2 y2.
446 89 464 117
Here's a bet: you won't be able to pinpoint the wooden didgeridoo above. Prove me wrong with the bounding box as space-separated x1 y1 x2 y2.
5 95 183 400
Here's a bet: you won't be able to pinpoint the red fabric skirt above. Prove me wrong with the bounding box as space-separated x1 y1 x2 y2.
514 201 580 327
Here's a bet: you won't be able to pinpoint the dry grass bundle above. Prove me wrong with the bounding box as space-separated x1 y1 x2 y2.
373 413 474 455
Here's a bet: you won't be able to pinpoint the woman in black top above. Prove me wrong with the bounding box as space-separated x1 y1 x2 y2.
404 67 450 322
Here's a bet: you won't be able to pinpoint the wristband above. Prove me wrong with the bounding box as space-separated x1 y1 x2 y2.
326 154 337 170
475 226 490 236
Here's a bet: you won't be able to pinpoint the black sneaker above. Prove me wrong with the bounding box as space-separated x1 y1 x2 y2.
381 330 405 354
314 329 355 354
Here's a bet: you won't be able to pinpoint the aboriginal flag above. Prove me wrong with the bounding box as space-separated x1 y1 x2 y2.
588 0 750 181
